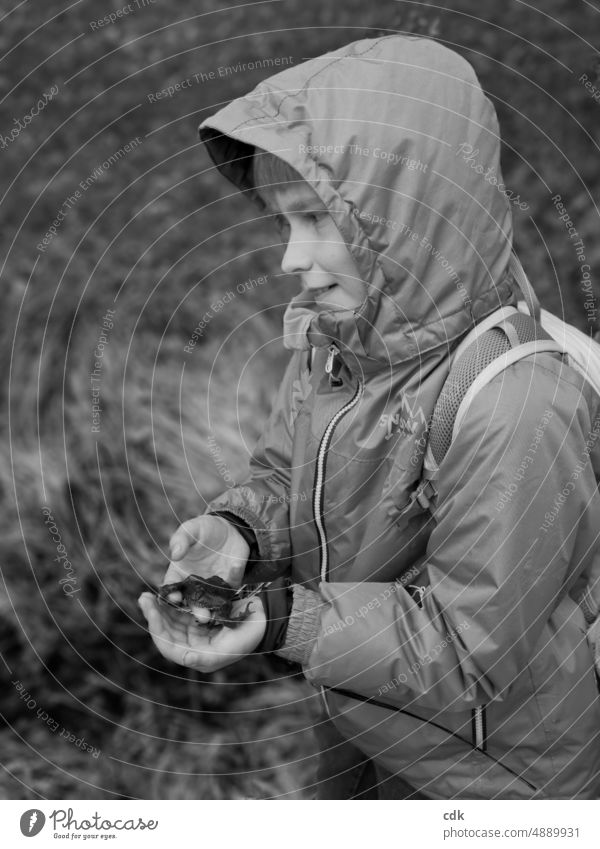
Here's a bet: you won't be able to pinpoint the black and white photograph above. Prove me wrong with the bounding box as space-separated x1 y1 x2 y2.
1 0 600 835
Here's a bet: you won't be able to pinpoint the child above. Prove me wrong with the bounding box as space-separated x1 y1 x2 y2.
139 34 600 799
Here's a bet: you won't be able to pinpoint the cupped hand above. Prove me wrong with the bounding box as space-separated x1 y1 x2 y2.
138 591 266 672
165 514 250 589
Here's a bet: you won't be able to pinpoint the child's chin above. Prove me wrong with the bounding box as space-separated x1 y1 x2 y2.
315 294 359 311
297 286 358 312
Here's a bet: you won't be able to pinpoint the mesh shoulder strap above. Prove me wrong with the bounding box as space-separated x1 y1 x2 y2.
409 309 558 512
426 310 559 482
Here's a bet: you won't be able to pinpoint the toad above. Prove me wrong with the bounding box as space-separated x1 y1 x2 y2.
157 574 265 629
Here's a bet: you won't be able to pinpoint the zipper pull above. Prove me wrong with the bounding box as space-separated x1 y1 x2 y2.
325 344 339 375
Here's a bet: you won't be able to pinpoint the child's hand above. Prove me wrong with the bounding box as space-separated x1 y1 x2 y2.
138 591 266 672
165 514 250 588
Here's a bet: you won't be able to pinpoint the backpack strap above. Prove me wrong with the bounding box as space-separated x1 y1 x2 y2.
509 251 541 322
420 309 561 510
450 306 520 364
417 290 600 686
454 339 565 439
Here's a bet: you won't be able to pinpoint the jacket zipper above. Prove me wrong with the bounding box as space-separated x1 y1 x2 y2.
472 706 487 752
325 343 337 376
314 347 363 716
314 381 363 581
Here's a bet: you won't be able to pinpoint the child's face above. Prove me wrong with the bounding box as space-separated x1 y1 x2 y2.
260 181 367 310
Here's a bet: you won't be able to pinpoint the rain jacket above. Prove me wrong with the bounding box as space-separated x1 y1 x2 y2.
198 35 600 799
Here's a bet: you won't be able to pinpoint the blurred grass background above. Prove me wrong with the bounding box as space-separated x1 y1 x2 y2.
0 0 599 799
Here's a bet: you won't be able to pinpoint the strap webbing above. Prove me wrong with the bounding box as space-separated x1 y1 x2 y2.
509 252 541 322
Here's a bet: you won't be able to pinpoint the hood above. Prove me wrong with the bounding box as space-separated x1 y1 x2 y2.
198 34 517 370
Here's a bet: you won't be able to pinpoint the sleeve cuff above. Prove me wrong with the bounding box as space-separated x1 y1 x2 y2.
253 576 293 654
208 511 274 582
209 511 259 560
274 585 324 666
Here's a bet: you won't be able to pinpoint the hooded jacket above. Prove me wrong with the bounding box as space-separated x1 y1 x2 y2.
198 35 600 799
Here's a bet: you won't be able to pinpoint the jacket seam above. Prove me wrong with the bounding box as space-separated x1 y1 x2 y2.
226 38 387 135
325 685 542 796
369 276 516 365
349 759 374 799
517 358 593 394
462 356 589 417
528 663 559 780
382 273 514 334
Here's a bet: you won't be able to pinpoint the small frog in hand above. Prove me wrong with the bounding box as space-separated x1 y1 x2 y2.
138 515 266 672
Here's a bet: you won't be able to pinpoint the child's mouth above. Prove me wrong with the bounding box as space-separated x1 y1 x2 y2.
308 284 337 298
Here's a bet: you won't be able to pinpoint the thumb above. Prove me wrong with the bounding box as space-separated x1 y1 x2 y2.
169 531 188 560
169 518 206 560
138 593 155 620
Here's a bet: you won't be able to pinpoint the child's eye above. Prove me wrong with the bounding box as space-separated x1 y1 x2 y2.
273 213 290 237
304 212 327 225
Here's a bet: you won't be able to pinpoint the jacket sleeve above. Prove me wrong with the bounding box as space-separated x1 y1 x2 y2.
205 348 307 575
280 357 600 710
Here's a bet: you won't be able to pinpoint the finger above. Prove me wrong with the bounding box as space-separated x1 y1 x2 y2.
161 589 183 604
182 617 258 671
140 594 215 668
169 518 205 560
139 594 171 637
138 592 159 622
153 598 194 641
140 595 191 660
150 596 214 649
189 605 213 625
159 610 191 643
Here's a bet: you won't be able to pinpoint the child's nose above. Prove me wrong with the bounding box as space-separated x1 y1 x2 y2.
281 235 312 275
